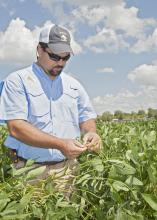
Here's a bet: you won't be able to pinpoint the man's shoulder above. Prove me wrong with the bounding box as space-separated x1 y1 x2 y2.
5 65 32 82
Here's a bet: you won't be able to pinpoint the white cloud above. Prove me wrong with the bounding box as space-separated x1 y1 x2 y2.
36 0 123 8
71 36 83 54
106 5 156 38
92 87 157 114
97 67 114 73
36 0 157 54
0 18 82 65
84 27 129 53
0 18 38 65
130 28 157 53
68 0 123 6
93 58 157 114
152 59 157 65
128 63 157 87
72 5 109 26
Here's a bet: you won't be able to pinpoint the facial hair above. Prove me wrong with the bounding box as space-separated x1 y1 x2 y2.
48 65 64 77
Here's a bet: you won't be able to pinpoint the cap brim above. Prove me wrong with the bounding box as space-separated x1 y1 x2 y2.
48 43 74 55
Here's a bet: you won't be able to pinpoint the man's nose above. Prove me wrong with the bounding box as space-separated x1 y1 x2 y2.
57 59 66 66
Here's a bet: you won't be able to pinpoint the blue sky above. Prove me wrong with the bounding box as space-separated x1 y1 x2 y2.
0 0 157 114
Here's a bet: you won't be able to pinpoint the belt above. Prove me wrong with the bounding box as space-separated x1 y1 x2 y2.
8 149 66 165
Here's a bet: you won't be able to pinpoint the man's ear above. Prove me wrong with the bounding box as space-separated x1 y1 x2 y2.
36 50 39 57
36 45 41 59
36 48 39 60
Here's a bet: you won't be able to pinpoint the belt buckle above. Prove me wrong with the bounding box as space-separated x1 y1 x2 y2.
8 149 18 163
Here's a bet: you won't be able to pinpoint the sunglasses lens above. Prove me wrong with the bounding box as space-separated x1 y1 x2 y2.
63 54 70 61
44 48 70 62
49 54 60 61
50 54 70 61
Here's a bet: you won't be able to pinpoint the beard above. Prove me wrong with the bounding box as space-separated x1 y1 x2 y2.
48 66 63 77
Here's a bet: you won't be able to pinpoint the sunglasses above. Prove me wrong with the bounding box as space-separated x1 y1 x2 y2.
43 48 70 62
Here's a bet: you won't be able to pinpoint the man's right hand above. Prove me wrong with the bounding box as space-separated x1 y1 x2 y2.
59 139 87 159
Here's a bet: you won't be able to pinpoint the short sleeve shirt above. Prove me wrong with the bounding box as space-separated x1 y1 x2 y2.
0 63 97 162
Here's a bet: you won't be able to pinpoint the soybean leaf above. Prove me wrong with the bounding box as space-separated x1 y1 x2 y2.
115 210 139 220
25 159 35 167
142 193 157 211
113 180 129 192
147 165 157 184
0 198 10 212
26 165 46 180
0 214 30 219
145 131 156 146
95 207 105 220
19 192 33 212
125 176 143 186
76 174 90 185
91 158 104 172
126 150 138 165
13 166 35 176
108 160 136 175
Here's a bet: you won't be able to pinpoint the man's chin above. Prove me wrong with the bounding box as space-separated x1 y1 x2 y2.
49 70 62 76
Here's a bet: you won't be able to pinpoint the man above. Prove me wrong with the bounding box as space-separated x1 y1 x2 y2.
0 24 101 184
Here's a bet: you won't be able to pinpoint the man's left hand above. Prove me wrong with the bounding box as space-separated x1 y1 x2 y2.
83 132 102 152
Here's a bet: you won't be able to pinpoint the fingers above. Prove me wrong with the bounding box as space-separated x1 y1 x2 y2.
91 141 101 152
71 140 87 156
74 141 87 152
84 135 98 148
74 144 87 152
85 141 99 149
74 140 84 148
84 135 102 153
67 145 87 159
61 139 87 159
82 136 88 144
83 134 93 144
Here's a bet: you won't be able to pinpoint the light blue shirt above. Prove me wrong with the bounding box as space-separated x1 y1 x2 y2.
0 63 97 162
0 81 5 124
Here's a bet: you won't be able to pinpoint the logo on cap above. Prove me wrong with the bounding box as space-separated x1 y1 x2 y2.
60 33 68 42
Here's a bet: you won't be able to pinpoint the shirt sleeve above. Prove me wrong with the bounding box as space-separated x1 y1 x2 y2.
77 82 97 123
0 74 28 121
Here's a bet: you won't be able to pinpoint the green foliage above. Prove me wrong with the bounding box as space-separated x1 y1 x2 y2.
98 108 157 121
0 120 157 219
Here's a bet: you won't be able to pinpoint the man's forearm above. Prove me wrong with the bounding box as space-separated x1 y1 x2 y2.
7 120 64 150
79 119 97 134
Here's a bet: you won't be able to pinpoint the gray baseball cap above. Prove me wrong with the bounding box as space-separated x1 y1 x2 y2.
39 24 73 54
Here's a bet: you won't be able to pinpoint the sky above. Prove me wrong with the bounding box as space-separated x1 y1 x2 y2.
0 0 157 115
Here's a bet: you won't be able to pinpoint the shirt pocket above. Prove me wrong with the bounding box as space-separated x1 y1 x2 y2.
28 92 50 116
27 91 50 128
56 89 78 124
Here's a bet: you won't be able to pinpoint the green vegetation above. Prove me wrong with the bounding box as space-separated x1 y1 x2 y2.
99 108 157 122
0 120 157 219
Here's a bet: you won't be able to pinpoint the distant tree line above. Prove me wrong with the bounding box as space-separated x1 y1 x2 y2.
98 108 157 122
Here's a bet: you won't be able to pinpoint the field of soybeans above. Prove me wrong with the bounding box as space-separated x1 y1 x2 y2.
0 119 157 220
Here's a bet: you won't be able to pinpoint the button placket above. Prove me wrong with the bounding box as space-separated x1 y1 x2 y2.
50 81 57 135
50 81 54 134
52 102 57 135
